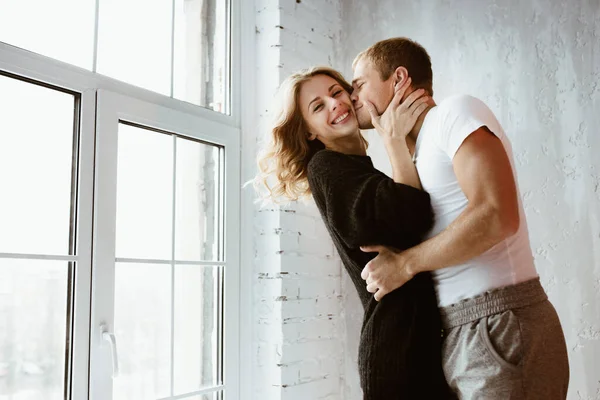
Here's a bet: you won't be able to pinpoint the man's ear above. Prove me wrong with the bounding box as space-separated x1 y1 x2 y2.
393 66 410 85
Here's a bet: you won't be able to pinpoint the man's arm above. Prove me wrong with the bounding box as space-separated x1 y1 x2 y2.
361 126 520 300
405 127 520 274
405 126 519 273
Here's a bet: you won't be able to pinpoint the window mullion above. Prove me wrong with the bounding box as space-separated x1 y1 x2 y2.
170 0 176 98
92 0 100 73
89 90 121 400
69 88 97 400
170 134 177 397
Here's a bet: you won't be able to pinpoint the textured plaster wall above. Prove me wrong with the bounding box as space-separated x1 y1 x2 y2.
335 1 600 398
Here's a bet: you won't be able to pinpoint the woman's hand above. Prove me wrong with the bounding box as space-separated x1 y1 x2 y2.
363 78 428 189
364 77 430 143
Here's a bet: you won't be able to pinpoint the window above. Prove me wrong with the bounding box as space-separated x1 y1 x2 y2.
90 92 236 400
0 0 230 114
0 74 80 400
0 0 96 69
0 0 241 399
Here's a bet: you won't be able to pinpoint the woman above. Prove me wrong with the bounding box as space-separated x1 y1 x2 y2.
255 66 452 399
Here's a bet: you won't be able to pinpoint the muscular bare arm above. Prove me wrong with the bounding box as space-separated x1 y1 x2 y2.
361 127 520 300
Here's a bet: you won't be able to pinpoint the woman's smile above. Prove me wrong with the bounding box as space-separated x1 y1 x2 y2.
332 111 351 125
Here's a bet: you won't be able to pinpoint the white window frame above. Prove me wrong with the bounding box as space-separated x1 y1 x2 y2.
90 89 240 400
0 0 243 395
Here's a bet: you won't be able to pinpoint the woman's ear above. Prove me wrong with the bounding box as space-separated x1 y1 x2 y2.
393 66 410 86
307 132 317 141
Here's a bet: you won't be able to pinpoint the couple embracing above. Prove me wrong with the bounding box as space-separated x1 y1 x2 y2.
255 37 569 400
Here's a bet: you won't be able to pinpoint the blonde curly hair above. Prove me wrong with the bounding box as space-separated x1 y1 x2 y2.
255 66 367 204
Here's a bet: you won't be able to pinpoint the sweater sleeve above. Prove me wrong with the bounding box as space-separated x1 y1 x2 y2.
307 151 434 250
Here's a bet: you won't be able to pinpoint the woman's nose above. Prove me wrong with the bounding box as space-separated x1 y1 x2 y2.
327 96 341 110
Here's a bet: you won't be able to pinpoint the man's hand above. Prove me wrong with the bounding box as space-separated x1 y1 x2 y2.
364 77 429 143
360 245 416 301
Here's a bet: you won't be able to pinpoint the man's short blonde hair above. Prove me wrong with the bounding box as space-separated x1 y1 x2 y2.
353 37 434 96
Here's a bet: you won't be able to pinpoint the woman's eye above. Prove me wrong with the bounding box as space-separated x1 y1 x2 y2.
314 104 323 112
333 90 342 97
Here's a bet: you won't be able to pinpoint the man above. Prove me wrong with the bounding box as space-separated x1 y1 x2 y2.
351 37 569 399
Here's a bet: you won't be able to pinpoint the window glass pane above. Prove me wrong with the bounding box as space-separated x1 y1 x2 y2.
175 139 221 262
0 75 76 255
0 259 70 400
97 0 173 95
0 0 95 69
113 263 222 400
116 124 173 260
173 0 229 113
174 265 222 394
113 262 171 400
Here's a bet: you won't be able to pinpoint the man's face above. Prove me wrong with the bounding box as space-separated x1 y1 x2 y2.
351 58 395 130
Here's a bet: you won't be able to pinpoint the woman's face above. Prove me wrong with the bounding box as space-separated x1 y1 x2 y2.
298 74 359 148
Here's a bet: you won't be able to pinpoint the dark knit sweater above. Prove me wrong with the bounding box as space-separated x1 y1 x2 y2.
307 150 452 399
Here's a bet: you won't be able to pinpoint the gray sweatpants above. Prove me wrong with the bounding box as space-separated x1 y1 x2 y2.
440 278 569 399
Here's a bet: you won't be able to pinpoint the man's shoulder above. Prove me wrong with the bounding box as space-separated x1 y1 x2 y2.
420 95 484 134
436 94 500 135
437 94 489 114
418 95 500 155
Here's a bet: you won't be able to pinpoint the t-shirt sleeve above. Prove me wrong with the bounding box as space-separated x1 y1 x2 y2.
436 95 500 159
307 151 434 249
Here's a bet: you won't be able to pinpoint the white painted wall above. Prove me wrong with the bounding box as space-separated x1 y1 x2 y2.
334 1 600 399
242 1 354 399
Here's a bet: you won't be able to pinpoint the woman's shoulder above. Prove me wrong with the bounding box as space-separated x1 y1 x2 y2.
308 149 371 172
307 150 378 196
309 148 341 163
307 150 337 175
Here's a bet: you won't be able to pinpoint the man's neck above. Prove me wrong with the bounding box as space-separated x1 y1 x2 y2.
407 100 436 142
404 100 436 158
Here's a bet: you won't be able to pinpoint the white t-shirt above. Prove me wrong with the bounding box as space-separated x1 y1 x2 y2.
414 94 538 307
